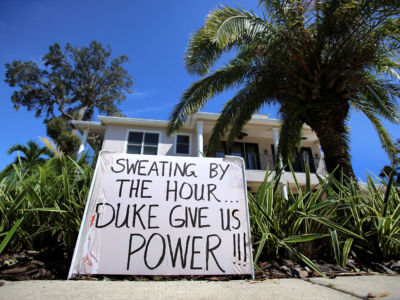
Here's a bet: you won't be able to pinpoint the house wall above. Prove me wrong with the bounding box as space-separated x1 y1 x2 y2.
100 122 326 185
102 124 198 156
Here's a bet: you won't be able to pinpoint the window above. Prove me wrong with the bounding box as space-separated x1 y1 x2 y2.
215 141 261 170
127 131 159 155
175 134 190 155
271 145 316 172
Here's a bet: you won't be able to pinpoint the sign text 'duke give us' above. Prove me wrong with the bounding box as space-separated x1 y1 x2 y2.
69 152 253 278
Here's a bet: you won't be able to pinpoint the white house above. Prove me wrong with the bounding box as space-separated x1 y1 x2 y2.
71 112 326 192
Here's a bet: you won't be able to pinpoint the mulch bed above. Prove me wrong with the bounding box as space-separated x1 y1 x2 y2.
1 249 399 281
0 248 69 280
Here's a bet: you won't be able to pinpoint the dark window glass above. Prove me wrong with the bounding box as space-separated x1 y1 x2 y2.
128 132 143 144
127 131 159 155
245 143 261 170
144 133 159 146
229 143 244 158
177 144 189 154
215 142 226 158
176 135 190 154
127 145 141 154
271 145 315 173
299 148 316 173
177 135 189 144
217 142 260 169
143 146 158 155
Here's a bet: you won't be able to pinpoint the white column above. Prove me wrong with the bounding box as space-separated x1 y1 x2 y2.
76 128 89 161
272 128 280 165
317 143 325 173
197 121 204 157
272 127 288 200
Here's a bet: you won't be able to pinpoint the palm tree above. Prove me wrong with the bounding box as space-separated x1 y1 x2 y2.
1 140 53 177
168 0 400 179
380 139 400 185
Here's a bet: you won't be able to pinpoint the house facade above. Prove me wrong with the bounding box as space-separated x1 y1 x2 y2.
71 112 326 191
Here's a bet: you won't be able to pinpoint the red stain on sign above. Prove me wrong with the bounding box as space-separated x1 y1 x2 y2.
90 215 95 227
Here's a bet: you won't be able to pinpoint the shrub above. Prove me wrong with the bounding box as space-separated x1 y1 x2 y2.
249 165 400 274
0 154 93 254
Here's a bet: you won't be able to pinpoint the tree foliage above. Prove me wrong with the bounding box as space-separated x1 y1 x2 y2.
168 0 400 179
46 117 81 156
5 41 133 154
0 140 53 178
5 41 133 122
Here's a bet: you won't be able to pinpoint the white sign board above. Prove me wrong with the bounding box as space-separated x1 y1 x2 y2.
68 151 253 278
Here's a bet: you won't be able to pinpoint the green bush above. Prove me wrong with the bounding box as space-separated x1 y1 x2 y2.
1 154 399 277
0 154 93 254
249 165 400 274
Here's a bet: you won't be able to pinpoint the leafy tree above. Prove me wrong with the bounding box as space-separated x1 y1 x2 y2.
168 0 400 179
46 117 81 156
5 41 133 152
1 140 53 177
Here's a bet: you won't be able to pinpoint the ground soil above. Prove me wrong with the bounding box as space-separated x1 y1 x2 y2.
1 248 399 281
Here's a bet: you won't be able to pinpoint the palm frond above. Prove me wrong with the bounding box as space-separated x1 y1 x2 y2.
185 6 270 76
171 0 400 179
206 6 270 47
277 111 303 164
359 78 400 123
184 27 225 76
207 78 275 154
355 103 397 165
167 59 257 134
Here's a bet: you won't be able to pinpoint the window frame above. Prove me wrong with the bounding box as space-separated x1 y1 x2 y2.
125 130 161 155
174 133 192 156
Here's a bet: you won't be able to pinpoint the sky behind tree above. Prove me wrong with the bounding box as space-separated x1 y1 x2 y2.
0 0 398 181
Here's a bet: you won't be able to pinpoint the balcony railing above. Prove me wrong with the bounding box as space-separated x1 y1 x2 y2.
227 154 327 174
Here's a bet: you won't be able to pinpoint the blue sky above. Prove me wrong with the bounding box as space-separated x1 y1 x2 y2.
0 0 398 181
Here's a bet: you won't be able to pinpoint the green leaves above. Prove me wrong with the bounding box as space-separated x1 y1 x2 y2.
0 153 93 254
250 165 400 275
329 229 354 267
168 59 259 135
184 6 269 76
206 6 269 47
5 41 132 122
0 218 23 254
171 0 400 181
283 233 329 243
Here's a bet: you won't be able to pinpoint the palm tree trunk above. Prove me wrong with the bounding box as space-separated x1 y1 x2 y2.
314 125 355 180
306 101 356 181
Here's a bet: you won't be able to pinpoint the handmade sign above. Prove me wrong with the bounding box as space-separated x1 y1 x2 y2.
68 151 253 278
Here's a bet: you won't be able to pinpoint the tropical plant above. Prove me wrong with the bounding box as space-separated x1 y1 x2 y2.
0 140 53 178
1 153 399 273
380 139 400 185
168 0 400 180
249 164 400 274
0 152 93 254
249 165 358 274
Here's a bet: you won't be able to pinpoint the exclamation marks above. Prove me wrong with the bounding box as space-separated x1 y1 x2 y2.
232 233 247 266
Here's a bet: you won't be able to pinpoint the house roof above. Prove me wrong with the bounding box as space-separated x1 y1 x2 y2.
71 112 317 141
71 112 282 133
70 120 105 134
